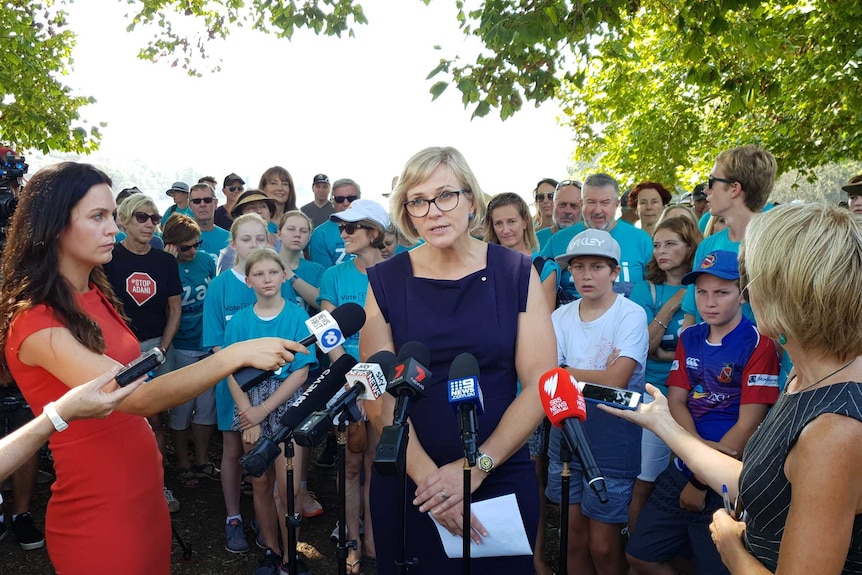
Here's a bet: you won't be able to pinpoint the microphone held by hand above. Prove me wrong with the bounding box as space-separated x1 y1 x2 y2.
539 367 609 504
233 302 366 392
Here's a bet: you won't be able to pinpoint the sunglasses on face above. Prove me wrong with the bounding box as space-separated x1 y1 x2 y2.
190 197 215 205
535 193 554 202
178 240 203 252
333 195 359 204
708 176 736 189
337 222 369 235
133 212 161 225
228 186 243 192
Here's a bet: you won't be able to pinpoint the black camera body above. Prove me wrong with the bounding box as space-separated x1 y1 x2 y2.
0 149 27 250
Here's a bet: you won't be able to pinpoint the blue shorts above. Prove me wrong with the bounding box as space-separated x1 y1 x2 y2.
545 426 634 524
626 464 728 575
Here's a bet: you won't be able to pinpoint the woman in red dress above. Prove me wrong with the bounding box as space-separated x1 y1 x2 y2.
0 162 305 575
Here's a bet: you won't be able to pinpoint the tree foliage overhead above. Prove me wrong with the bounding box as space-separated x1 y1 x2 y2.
428 0 862 185
1 0 102 153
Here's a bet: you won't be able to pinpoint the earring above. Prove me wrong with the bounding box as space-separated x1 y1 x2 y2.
468 212 475 221
778 333 787 345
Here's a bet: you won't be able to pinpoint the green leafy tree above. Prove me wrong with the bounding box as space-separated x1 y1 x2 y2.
0 1 102 152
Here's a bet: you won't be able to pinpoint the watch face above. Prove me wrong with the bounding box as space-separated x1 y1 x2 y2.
478 454 494 472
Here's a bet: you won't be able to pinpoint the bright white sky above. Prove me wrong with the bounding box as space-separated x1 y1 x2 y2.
59 0 576 210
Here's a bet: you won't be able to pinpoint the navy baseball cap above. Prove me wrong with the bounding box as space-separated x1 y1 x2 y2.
682 250 740 285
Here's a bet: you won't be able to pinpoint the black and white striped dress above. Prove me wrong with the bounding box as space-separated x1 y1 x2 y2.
739 382 862 573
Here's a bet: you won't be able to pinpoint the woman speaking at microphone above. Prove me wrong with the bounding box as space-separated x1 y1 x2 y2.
361 147 557 574
603 203 862 575
0 162 304 575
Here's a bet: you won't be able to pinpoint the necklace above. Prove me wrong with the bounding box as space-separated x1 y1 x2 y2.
792 357 857 394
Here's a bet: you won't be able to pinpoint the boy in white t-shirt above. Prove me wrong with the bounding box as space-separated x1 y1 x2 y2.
547 228 648 575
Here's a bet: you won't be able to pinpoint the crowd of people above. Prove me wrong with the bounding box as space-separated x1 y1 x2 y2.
1 143 861 575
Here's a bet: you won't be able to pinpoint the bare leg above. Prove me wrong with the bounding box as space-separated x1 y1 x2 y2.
345 438 363 574
627 479 655 537
10 453 38 516
192 422 215 466
361 422 378 560
221 431 243 517
566 504 598 575
588 519 628 575
171 427 192 470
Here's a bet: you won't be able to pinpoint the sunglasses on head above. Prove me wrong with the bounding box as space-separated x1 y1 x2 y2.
228 186 243 192
133 212 161 225
535 193 554 202
178 240 203 252
333 195 359 204
337 222 369 235
191 197 215 205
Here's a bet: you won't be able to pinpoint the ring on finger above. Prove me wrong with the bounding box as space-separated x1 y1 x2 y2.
439 490 449 500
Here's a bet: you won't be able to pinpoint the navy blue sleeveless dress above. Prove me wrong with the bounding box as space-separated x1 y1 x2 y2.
367 243 539 575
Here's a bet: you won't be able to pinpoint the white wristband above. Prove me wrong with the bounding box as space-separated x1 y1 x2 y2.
43 402 69 432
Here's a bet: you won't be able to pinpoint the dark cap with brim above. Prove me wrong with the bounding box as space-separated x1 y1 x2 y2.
231 190 276 219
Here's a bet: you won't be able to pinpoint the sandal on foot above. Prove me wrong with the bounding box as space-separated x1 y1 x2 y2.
193 461 221 481
176 468 199 487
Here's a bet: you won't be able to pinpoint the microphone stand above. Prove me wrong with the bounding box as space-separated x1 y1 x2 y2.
335 420 354 575
462 458 472 575
558 437 572 575
284 439 301 575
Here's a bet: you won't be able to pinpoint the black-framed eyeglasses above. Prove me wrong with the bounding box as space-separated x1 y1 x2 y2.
333 195 359 204
228 186 243 193
337 222 369 235
133 212 161 225
556 179 582 191
178 240 203 252
191 197 215 205
403 189 466 218
708 176 736 189
535 193 554 202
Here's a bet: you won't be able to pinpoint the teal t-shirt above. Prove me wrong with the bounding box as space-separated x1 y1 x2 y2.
316 260 369 359
541 221 653 299
284 258 326 313
309 220 353 269
629 280 686 395
200 226 231 264
174 251 216 351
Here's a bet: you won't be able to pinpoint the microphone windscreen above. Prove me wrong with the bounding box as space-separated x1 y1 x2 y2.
539 367 587 427
397 341 430 367
329 303 367 339
367 350 398 374
448 352 480 381
279 354 356 429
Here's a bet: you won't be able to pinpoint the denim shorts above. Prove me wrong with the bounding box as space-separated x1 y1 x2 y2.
545 426 634 524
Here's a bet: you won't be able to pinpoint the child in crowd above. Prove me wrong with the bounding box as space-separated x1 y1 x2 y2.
225 248 317 575
627 216 702 533
625 250 779 575
549 229 648 575
278 210 325 313
202 213 271 554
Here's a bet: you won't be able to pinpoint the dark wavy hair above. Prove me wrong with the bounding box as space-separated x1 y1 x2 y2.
0 162 127 379
628 181 673 208
644 216 702 284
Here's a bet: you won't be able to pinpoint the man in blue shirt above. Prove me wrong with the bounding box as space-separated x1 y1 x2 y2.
542 173 652 299
308 178 360 269
189 182 230 265
536 179 582 250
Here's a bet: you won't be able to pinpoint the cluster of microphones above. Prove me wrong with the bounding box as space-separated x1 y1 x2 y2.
237 302 608 504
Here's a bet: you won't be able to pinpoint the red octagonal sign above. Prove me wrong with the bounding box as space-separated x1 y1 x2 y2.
126 272 157 306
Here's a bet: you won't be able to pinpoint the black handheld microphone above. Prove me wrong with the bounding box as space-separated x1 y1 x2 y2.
294 351 397 447
239 354 357 476
386 341 431 427
447 352 484 466
233 302 365 391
